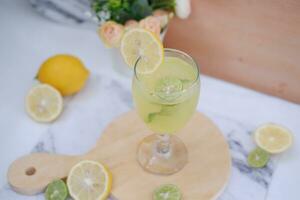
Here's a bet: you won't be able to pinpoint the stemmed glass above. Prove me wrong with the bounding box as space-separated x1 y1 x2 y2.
132 48 200 175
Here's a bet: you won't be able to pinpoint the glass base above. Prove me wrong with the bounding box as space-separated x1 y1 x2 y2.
137 134 188 175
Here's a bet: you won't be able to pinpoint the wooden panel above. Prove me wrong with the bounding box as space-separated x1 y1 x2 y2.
164 0 300 103
8 111 231 199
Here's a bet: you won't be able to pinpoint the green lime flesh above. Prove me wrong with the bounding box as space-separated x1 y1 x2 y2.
153 184 182 200
248 148 270 168
45 179 68 200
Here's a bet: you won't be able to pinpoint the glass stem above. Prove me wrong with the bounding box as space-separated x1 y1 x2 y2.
156 134 171 155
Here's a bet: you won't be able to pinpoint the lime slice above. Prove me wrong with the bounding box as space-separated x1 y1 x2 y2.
247 148 270 168
120 28 164 74
45 179 68 200
25 84 63 122
155 77 183 101
254 123 293 154
153 184 182 200
67 160 112 200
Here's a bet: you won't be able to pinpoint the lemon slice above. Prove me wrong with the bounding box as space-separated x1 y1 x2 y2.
120 28 164 74
25 84 63 122
155 77 183 101
254 123 293 154
67 160 112 200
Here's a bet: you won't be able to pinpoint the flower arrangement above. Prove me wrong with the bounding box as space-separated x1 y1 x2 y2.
92 0 191 48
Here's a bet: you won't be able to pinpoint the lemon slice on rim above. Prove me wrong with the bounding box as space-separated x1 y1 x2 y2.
120 28 164 74
254 123 293 154
67 160 112 200
25 84 63 122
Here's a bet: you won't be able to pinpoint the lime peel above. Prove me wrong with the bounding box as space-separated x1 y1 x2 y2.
153 184 182 200
45 179 68 200
247 148 270 168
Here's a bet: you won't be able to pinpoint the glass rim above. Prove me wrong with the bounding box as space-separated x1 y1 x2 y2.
133 48 200 90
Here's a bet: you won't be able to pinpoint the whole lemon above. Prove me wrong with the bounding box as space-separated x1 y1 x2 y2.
37 54 89 96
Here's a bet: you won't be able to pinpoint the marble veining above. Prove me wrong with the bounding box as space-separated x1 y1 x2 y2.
1 1 300 199
0 73 276 200
32 131 56 153
30 0 94 25
204 112 276 200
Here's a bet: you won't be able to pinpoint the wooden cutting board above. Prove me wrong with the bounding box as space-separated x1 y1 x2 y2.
164 0 300 104
8 111 231 199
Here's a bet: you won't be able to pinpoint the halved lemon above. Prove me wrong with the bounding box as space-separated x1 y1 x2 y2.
67 160 112 200
254 123 293 154
25 84 63 122
120 28 164 74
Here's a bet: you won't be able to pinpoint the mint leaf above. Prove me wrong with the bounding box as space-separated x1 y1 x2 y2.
146 112 158 123
146 104 177 123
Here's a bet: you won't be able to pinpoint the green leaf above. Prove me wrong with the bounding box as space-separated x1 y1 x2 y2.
130 0 152 20
91 0 174 24
150 0 176 10
108 0 122 10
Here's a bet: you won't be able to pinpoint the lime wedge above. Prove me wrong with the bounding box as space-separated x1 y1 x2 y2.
153 184 182 200
45 179 68 200
155 77 183 101
247 148 270 168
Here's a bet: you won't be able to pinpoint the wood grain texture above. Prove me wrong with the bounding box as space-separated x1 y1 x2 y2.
8 111 231 199
164 0 300 103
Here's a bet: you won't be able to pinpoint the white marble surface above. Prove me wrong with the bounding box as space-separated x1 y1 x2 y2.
0 0 300 199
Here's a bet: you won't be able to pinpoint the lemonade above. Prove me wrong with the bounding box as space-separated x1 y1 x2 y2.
133 50 200 134
131 48 200 175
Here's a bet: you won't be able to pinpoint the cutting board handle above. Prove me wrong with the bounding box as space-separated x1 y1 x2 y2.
7 153 80 195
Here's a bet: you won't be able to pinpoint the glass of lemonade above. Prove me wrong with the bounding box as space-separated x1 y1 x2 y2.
132 48 200 175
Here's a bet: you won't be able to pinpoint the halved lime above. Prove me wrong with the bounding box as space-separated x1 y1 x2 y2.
153 184 182 200
247 148 270 168
45 179 68 200
155 77 183 101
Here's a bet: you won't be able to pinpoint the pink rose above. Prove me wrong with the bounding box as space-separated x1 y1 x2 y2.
98 21 124 48
125 20 139 29
153 9 172 28
139 16 161 37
